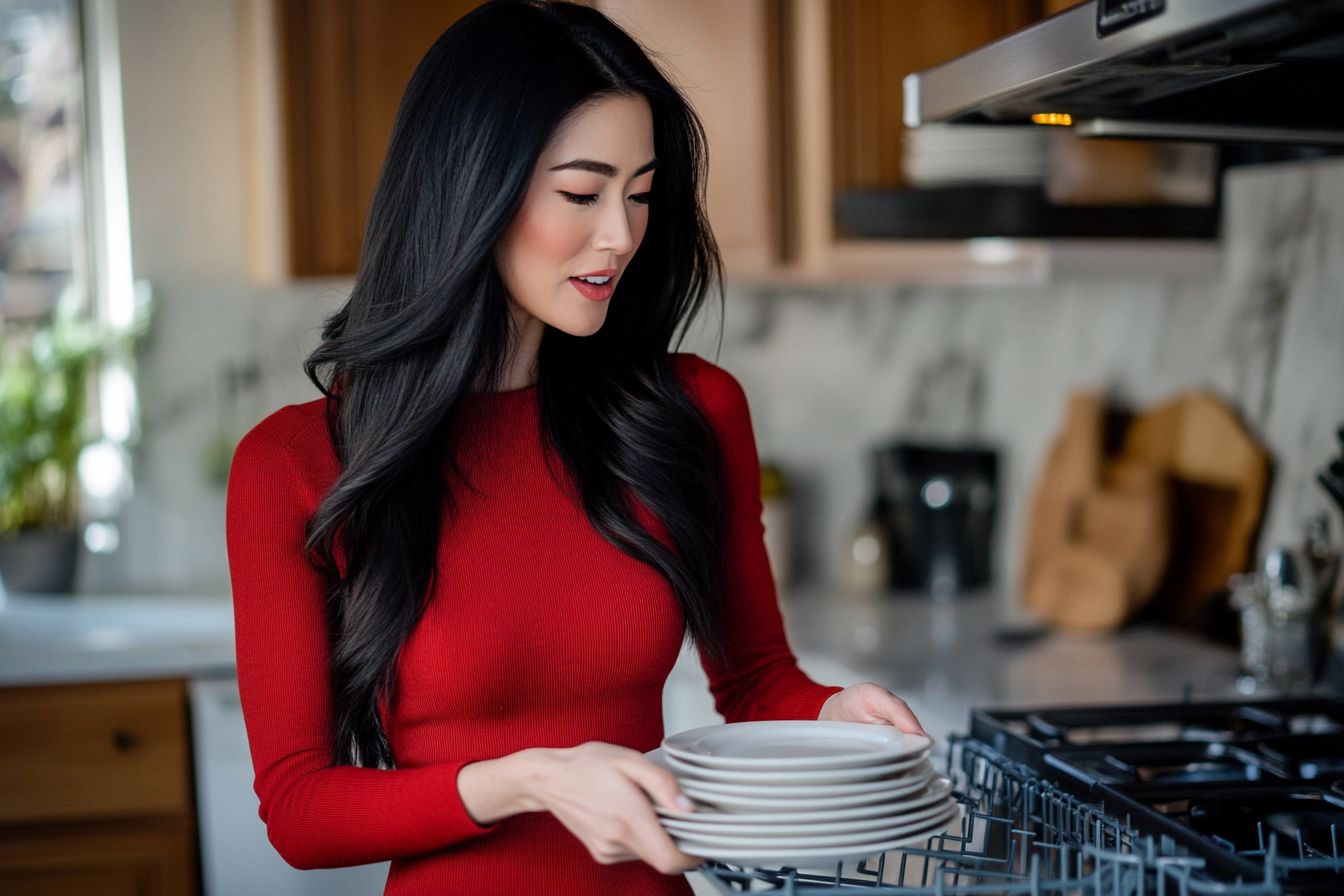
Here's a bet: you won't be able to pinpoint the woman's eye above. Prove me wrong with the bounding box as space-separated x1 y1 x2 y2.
629 192 652 205
560 192 599 206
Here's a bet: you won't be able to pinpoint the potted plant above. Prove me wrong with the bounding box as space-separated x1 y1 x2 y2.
0 300 134 592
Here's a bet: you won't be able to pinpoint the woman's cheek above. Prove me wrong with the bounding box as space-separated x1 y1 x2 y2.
629 209 650 254
525 200 591 265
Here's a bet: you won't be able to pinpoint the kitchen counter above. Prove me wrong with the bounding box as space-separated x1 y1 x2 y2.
0 592 234 686
0 588 1256 733
665 589 1254 752
779 590 1246 747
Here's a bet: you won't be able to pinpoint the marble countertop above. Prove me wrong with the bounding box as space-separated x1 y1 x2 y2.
777 590 1248 748
0 592 235 686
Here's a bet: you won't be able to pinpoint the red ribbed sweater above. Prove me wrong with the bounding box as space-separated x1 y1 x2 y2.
226 354 839 895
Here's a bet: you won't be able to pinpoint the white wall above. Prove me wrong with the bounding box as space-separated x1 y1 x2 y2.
90 0 1344 608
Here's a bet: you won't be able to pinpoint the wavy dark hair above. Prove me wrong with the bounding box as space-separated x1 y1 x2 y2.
303 0 727 768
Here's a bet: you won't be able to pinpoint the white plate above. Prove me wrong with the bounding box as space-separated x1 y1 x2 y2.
659 794 955 839
672 762 934 800
671 804 961 865
670 802 959 850
663 721 932 771
661 747 930 786
657 776 954 827
676 772 934 813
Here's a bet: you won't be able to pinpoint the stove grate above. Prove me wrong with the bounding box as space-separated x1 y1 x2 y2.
699 736 1344 895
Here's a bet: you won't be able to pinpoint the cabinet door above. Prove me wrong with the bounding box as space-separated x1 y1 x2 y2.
0 818 198 896
0 680 192 824
597 0 787 272
280 0 484 276
280 0 784 276
0 680 198 896
830 0 1041 193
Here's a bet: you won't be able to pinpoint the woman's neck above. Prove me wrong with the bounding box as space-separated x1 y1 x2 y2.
500 302 545 391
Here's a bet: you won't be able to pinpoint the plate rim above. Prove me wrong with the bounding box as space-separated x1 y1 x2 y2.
671 804 961 861
658 796 955 839
663 721 932 771
657 775 954 826
674 763 934 799
660 747 930 785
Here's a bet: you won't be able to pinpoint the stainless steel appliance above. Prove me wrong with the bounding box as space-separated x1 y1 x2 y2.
905 0 1344 145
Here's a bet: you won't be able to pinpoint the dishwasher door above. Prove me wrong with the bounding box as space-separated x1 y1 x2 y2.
190 678 390 896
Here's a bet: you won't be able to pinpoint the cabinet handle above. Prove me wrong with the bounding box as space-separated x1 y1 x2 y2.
112 730 137 752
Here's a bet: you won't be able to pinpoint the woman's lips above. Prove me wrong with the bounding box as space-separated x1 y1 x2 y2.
569 276 615 301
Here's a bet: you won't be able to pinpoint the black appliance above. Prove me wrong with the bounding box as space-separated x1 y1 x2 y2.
967 697 1344 892
875 443 998 593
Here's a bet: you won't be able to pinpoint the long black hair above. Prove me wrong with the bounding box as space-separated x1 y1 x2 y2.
303 0 727 768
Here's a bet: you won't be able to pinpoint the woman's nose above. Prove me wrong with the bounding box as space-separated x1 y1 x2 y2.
591 198 635 256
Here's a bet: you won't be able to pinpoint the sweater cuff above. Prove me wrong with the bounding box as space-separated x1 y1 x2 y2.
440 760 497 839
765 684 844 722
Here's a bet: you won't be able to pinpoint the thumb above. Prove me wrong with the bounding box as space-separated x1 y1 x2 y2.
628 757 696 815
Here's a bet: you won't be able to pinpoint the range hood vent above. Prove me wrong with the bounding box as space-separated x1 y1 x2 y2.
904 0 1344 145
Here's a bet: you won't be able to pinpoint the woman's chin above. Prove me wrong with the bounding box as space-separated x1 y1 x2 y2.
551 307 610 338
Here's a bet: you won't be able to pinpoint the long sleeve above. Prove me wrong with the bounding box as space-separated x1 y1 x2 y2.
676 356 843 722
226 410 491 869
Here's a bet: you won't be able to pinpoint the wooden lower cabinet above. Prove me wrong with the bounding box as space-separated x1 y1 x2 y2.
0 680 199 896
0 817 198 896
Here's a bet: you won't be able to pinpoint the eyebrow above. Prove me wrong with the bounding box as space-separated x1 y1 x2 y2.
550 158 660 178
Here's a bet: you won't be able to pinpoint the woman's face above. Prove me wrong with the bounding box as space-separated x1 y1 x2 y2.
497 93 656 338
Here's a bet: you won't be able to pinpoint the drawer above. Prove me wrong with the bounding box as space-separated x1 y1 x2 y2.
0 680 192 824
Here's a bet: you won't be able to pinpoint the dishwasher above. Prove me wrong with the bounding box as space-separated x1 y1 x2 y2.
701 697 1344 895
190 678 390 896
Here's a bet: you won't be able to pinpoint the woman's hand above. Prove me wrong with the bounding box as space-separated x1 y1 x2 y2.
457 742 702 875
818 682 929 737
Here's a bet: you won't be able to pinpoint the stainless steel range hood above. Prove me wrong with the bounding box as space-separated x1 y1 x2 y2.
904 0 1344 145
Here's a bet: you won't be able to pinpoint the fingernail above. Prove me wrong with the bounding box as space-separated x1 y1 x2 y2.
675 794 694 811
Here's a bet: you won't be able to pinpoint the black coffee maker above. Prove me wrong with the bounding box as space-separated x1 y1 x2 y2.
874 443 998 593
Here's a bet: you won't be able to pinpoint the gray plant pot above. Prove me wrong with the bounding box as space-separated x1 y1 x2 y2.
0 529 80 594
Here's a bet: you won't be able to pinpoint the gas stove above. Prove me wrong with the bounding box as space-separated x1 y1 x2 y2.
969 698 1344 893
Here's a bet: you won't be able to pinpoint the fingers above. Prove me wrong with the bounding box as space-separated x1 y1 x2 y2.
544 744 702 875
624 820 704 874
879 692 929 737
616 755 703 872
858 683 928 737
823 682 931 738
621 753 695 815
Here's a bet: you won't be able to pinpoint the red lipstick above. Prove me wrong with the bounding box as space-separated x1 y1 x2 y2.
569 269 618 302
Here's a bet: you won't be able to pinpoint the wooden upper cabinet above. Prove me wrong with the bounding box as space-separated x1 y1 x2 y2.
277 0 785 277
829 0 1042 194
597 0 788 273
279 0 483 276
276 1 1073 280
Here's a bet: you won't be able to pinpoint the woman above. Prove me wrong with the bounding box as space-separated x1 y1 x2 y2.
226 2 924 893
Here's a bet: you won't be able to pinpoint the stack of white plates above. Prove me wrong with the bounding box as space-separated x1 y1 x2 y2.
902 123 1050 187
649 721 959 867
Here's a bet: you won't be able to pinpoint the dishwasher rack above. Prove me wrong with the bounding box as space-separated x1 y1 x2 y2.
698 735 1344 895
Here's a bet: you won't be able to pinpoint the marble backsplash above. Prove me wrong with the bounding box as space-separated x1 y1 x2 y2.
689 156 1344 604
86 158 1344 607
